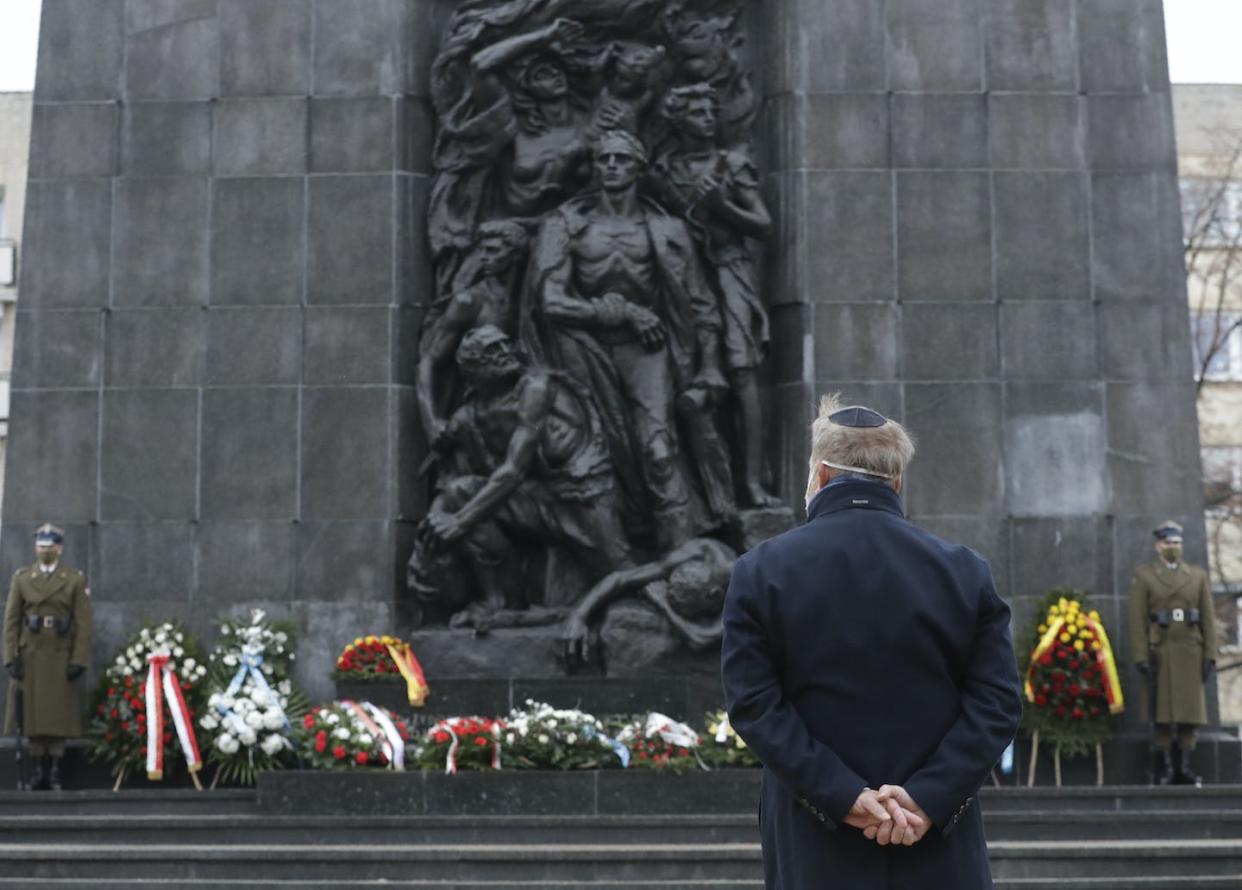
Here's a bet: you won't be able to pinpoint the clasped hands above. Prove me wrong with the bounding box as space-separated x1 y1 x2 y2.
844 785 930 847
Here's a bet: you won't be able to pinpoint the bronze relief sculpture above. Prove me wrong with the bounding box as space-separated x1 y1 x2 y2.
413 0 789 665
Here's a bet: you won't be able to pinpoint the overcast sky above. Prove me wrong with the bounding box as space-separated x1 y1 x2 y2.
1 0 1241 92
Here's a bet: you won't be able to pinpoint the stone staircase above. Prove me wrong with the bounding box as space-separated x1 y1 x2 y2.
0 780 1240 887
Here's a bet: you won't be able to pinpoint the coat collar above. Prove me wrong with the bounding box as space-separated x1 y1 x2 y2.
806 478 906 522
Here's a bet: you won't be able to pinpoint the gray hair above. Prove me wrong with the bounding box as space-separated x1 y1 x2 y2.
807 393 915 491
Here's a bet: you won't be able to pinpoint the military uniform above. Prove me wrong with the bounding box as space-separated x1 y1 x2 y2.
3 525 92 788
1127 520 1215 785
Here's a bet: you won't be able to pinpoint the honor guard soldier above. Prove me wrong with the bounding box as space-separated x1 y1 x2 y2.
3 524 92 790
1128 520 1216 786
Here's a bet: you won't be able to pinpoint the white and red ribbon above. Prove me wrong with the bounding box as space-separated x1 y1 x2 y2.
145 653 202 780
341 700 406 771
431 718 501 775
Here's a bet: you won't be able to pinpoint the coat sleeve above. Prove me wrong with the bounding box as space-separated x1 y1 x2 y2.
3 572 19 666
1200 570 1217 666
902 574 1022 834
721 554 866 827
69 574 92 668
1127 571 1149 668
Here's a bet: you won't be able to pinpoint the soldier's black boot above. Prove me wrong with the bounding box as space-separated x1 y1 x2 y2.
1177 748 1203 788
1154 749 1174 785
29 756 47 791
48 757 63 792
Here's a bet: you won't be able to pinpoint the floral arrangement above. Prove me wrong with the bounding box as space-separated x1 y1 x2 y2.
333 634 429 706
199 610 309 786
501 700 626 770
299 701 411 770
699 710 759 768
418 716 505 773
613 712 703 772
87 621 208 785
1020 589 1124 757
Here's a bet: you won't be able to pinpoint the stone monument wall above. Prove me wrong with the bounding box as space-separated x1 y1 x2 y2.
3 0 1206 729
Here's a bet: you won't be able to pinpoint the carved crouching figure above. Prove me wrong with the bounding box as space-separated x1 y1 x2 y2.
409 325 631 624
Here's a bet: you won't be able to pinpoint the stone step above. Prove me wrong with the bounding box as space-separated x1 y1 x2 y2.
0 789 256 816
0 881 1241 890
988 840 1242 879
3 809 1242 845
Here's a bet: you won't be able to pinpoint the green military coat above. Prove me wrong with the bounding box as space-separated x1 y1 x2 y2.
3 562 92 737
1127 560 1215 726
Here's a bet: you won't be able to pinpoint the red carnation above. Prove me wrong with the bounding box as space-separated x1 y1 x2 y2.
124 677 134 689
303 714 316 730
1072 708 1084 720
356 751 369 765
107 687 116 697
474 737 489 747
433 731 450 744
314 737 327 754
332 745 346 760
1035 694 1048 707
1069 684 1081 697
1054 706 1067 717
1090 706 1101 717
1039 653 1053 666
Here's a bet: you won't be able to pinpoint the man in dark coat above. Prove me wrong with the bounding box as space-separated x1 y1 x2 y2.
4 524 92 791
722 396 1023 889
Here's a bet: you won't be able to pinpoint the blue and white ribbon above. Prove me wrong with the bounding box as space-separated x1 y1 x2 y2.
215 651 290 735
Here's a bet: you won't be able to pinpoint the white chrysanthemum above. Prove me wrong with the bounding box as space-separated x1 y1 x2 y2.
261 663 273 675
334 728 351 740
261 733 285 757
223 654 238 667
239 729 257 746
155 633 167 645
115 655 126 667
122 666 134 676
326 713 340 724
275 632 288 644
262 709 285 731
547 720 557 729
208 693 221 709
537 734 549 744
217 733 239 754
245 711 265 730
221 626 231 636
250 688 269 707
200 714 220 730
126 647 136 659
174 632 184 643
567 733 577 745
173 646 184 658
184 658 196 670
505 733 516 745
195 665 207 678
218 694 236 710
277 680 291 695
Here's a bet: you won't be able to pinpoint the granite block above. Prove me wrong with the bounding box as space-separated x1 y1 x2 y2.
398 97 435 175
994 172 1090 301
308 175 394 304
258 770 424 816
1106 382 1201 465
904 383 1003 515
1098 302 1191 381
197 521 295 602
124 1 219 100
397 174 432 306
303 308 391 385
122 101 212 176
10 310 102 389
1077 0 1170 93
767 0 886 93
885 0 982 91
424 771 596 816
94 521 193 601
301 388 390 519
2 390 99 522
896 172 992 301
100 389 198 520
104 307 204 387
200 388 299 519
1003 381 1109 518
210 177 305 306
113 177 209 306
983 0 1076 91
313 0 410 96
390 387 425 522
34 0 125 101
774 382 814 508
1090 172 1164 303
801 93 890 170
891 93 988 170
219 0 311 97
310 97 395 172
1000 302 1096 379
597 770 761 815
392 304 426 387
771 172 893 304
1087 93 1176 172
214 99 308 175
29 103 120 178
1011 516 1112 600
20 180 111 308
989 94 1085 171
205 306 301 385
900 303 998 380
811 303 899 380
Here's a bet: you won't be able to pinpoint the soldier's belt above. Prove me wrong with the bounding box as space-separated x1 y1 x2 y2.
1150 609 1200 626
24 614 73 635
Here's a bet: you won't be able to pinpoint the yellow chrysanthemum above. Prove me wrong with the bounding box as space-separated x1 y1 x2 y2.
1038 624 1048 634
1089 610 1101 622
353 637 363 647
1091 641 1102 651
1059 633 1071 644
1074 640 1085 651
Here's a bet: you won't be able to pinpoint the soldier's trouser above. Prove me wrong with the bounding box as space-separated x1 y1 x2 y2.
1153 723 1198 751
28 736 65 757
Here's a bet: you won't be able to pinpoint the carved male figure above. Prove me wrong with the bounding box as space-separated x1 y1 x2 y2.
528 129 728 548
651 83 775 507
410 326 630 618
417 220 530 447
563 536 735 662
1128 520 1217 786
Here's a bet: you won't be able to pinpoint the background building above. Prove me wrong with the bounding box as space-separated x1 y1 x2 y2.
0 92 31 515
1174 83 1242 721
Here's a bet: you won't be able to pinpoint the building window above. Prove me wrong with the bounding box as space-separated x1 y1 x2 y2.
1192 311 1242 381
1204 445 1242 511
1183 179 1242 247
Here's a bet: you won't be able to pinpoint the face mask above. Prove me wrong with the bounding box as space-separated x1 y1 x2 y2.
1159 545 1182 564
37 550 58 566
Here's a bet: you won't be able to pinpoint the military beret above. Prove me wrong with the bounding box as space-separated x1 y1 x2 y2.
1153 520 1183 541
33 523 64 545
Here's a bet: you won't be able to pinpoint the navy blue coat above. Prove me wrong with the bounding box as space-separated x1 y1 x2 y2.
722 478 1023 889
